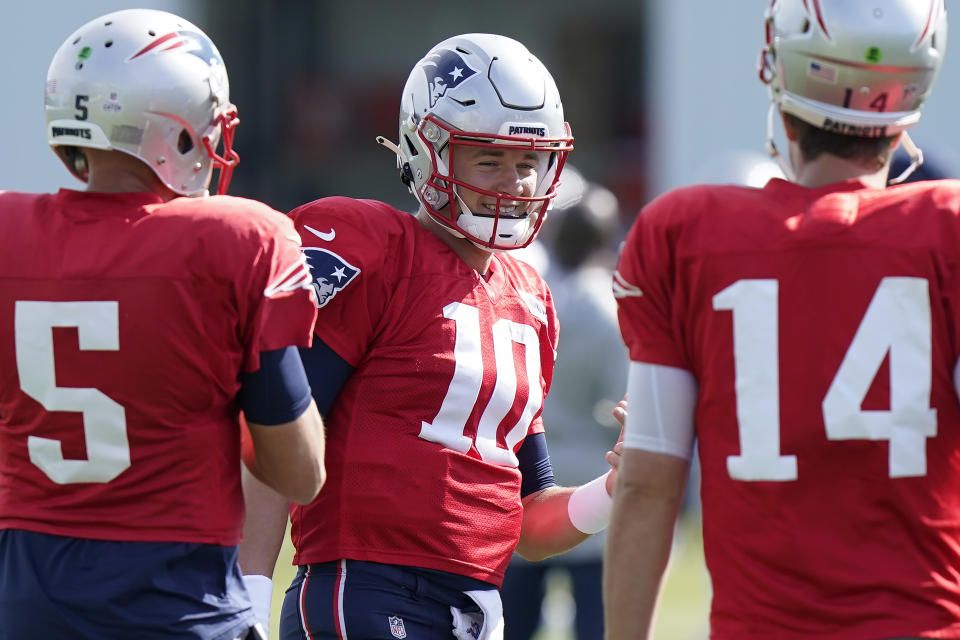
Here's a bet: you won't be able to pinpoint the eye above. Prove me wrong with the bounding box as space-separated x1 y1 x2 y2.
475 158 500 169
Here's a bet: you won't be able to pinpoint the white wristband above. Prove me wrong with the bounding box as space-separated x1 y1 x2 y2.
242 574 273 634
567 471 613 534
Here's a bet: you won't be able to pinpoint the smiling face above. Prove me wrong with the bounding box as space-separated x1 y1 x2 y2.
450 145 543 220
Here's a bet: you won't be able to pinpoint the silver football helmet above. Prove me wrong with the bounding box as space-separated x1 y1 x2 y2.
382 33 573 251
759 0 947 180
45 9 239 196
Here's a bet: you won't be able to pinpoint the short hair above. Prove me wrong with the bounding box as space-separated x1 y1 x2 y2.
785 113 898 166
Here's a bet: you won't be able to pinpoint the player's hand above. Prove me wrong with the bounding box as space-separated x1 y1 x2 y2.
605 397 627 495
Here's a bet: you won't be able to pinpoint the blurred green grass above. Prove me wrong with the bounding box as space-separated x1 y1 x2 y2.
650 512 710 640
265 512 710 639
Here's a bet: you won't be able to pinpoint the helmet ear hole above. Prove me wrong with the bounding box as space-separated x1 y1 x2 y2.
177 130 194 154
57 146 90 182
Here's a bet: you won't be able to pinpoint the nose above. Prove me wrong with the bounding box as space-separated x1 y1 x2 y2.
493 166 531 198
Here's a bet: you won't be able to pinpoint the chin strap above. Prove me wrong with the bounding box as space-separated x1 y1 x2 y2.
888 131 923 185
375 135 401 157
377 135 418 189
765 101 796 182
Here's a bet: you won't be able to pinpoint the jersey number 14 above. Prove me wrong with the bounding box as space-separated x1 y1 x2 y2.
713 277 936 481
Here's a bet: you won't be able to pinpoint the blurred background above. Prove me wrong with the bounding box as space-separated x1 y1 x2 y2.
6 2 960 639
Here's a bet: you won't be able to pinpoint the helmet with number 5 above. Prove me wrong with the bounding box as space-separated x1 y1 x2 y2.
388 33 573 251
45 9 239 196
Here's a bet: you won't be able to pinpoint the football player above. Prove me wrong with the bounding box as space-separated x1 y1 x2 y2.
0 9 326 639
238 34 623 640
606 1 960 639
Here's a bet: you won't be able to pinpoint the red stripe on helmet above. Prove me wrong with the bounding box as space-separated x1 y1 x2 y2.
129 32 178 59
916 0 938 47
810 0 831 40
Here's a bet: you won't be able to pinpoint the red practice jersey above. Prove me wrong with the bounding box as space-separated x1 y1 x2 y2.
289 197 558 586
616 178 960 639
0 189 316 546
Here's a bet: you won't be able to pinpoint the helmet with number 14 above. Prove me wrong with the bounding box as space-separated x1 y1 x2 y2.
759 0 947 180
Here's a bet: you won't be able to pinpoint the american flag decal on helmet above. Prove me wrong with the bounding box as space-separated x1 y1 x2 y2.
264 253 313 298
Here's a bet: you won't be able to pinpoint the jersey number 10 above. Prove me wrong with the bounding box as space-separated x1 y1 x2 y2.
713 277 936 481
418 302 543 468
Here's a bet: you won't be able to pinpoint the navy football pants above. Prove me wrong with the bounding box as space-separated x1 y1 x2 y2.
280 560 491 640
0 529 258 640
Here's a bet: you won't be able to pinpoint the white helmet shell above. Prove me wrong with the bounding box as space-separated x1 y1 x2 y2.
761 0 947 137
396 33 573 251
45 9 240 196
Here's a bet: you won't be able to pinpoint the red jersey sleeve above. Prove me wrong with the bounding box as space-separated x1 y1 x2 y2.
289 197 401 366
615 191 692 369
204 196 317 372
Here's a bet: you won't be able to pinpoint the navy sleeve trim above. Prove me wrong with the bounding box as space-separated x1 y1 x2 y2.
517 432 557 498
239 346 313 425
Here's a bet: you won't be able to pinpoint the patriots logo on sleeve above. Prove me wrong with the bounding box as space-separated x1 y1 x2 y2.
303 247 361 308
422 49 477 107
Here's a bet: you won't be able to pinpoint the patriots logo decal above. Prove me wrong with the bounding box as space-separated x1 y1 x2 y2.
422 49 477 108
303 247 360 309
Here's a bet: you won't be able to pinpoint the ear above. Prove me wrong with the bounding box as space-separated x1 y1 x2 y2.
781 112 799 142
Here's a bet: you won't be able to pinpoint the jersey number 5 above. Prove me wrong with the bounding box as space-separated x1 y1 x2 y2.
713 277 936 481
15 301 130 484
418 302 543 468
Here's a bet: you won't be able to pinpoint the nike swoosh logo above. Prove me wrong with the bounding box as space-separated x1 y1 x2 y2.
303 225 336 242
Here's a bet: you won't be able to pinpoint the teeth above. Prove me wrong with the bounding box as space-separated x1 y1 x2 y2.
484 204 520 215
